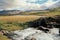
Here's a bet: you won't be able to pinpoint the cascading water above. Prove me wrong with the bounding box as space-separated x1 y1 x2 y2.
9 28 60 40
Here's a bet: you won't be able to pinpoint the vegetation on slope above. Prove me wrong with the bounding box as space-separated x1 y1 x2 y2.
0 16 40 31
20 7 60 16
0 34 11 40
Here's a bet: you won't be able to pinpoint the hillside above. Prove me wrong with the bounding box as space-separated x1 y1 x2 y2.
0 7 60 16
0 10 21 15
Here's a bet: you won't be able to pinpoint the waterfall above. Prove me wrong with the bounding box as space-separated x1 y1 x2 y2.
8 28 60 40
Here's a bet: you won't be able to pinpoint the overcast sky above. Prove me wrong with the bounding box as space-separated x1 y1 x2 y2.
0 0 60 10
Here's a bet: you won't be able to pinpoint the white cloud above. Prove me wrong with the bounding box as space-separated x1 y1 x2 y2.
44 0 60 7
0 0 60 10
27 0 37 2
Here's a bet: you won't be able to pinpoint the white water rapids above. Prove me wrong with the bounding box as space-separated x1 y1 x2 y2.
10 28 60 40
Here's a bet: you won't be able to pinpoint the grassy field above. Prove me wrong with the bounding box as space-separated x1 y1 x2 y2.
22 10 60 16
0 15 41 40
0 15 41 23
0 15 41 31
0 34 11 40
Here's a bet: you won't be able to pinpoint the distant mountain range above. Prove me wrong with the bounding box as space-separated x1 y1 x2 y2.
0 7 60 16
0 10 22 15
48 1 60 9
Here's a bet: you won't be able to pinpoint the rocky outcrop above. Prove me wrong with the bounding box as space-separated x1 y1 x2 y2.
27 15 60 33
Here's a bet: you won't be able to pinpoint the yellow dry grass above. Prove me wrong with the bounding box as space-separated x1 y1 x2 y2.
0 15 41 23
0 34 11 40
0 15 41 40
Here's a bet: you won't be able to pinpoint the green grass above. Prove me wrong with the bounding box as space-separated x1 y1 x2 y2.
0 16 40 31
0 22 28 31
0 34 11 40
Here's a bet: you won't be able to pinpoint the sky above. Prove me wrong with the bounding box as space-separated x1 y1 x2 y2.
0 0 60 10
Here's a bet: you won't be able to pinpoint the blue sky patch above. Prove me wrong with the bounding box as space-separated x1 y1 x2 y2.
27 0 48 4
52 0 58 2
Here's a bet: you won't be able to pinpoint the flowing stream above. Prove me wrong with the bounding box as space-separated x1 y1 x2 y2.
9 28 60 40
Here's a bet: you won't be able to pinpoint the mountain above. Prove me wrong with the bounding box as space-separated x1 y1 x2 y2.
48 1 60 9
0 10 49 15
0 7 60 16
0 10 21 15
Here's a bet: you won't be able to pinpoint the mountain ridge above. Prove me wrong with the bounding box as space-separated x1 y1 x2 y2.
0 7 60 16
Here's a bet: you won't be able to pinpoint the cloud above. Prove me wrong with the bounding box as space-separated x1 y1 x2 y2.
0 0 15 10
44 0 60 7
0 0 60 10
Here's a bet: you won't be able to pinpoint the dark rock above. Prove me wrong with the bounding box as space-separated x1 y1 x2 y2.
27 15 60 33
